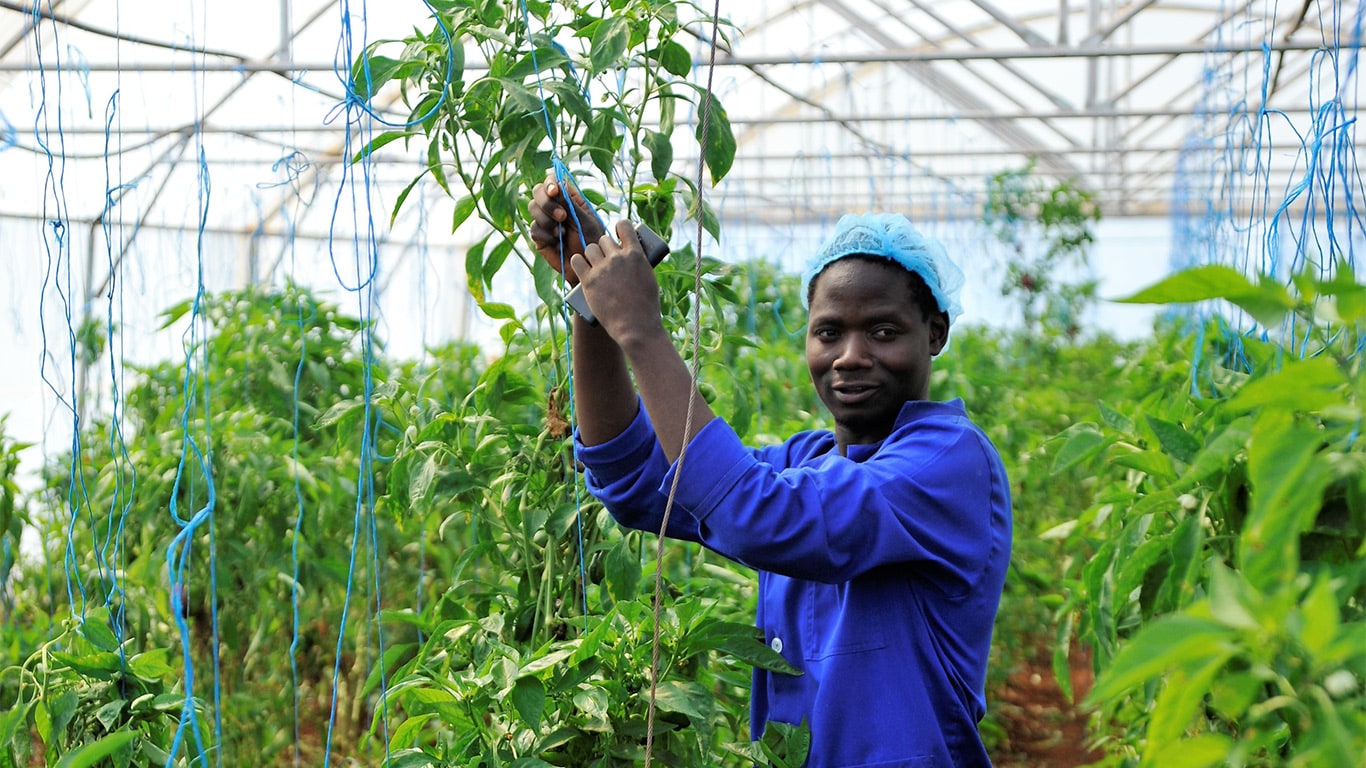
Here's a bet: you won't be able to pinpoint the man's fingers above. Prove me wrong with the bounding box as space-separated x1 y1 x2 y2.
570 250 593 280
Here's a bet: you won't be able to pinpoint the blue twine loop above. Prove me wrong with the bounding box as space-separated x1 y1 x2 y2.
335 0 457 128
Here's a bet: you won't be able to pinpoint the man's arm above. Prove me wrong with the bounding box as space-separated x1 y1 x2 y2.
570 315 638 446
530 176 715 459
570 220 716 463
529 177 638 446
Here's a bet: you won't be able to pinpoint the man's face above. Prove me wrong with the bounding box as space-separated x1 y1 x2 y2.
805 258 948 452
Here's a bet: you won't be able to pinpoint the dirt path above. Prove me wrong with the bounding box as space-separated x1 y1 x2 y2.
989 645 1104 767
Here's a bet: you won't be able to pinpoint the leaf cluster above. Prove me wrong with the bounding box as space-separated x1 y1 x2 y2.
1049 264 1366 765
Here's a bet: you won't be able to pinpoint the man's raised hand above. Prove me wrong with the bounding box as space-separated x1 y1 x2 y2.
528 175 605 286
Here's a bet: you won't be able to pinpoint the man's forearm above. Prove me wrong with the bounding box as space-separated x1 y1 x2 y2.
615 326 716 464
571 314 638 446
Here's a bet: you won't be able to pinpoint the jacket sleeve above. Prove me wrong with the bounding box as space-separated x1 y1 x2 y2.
666 414 1008 591
575 401 703 543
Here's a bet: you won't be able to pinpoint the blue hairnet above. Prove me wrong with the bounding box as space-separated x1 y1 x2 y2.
800 213 965 328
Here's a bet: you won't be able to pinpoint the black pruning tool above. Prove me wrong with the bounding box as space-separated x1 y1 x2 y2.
562 223 671 326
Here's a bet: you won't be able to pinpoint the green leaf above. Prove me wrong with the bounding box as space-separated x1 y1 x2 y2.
1226 355 1346 413
604 534 642 603
1115 537 1171 615
696 92 735 184
316 397 363 430
51 650 123 677
1086 614 1235 704
652 680 713 723
1175 416 1251 488
642 129 673 183
351 53 406 102
482 236 515 287
570 613 615 666
451 195 478 232
35 698 51 748
1050 422 1107 474
1142 733 1235 768
0 702 28 755
1316 271 1366 323
585 110 622 178
1208 670 1265 720
410 454 439 507
658 40 693 76
571 687 610 731
465 234 490 302
1051 611 1076 702
383 748 440 768
589 17 630 72
1144 415 1201 464
1097 400 1135 434
686 621 802 676
390 173 425 226
509 677 546 731
535 727 582 753
1109 447 1176 480
352 130 411 164
156 299 195 329
496 77 545 116
1297 573 1341 658
54 729 139 768
518 648 575 677
93 700 126 731
1116 265 1295 327
127 647 172 682
1241 411 1332 591
1206 561 1259 631
50 689 77 740
544 78 591 124
759 719 812 768
426 138 450 196
80 616 121 652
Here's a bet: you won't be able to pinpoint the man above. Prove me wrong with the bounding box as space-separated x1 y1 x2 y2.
529 177 1011 767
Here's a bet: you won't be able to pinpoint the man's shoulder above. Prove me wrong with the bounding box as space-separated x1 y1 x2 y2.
894 397 969 422
887 399 1004 465
753 428 837 467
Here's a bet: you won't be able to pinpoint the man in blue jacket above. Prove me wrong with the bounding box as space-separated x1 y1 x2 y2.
529 179 1012 768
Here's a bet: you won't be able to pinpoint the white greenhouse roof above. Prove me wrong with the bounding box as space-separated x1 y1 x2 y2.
0 0 1361 481
0 1 1357 236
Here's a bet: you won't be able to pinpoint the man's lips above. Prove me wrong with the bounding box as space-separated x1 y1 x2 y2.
831 382 878 404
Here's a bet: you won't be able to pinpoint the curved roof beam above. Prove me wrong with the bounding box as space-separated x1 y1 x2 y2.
0 0 86 58
0 0 246 61
1081 0 1163 46
962 0 1052 47
814 0 1086 180
896 0 1074 111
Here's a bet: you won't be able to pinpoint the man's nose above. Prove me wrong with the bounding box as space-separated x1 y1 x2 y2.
833 335 872 368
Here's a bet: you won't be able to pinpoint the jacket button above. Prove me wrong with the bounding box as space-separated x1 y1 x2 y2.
770 637 783 653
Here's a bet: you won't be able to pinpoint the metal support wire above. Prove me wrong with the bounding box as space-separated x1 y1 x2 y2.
0 38 1348 73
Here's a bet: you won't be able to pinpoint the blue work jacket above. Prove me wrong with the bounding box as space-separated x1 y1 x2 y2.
577 398 1012 767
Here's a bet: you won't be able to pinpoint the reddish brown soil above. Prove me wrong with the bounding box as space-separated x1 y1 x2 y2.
989 645 1105 768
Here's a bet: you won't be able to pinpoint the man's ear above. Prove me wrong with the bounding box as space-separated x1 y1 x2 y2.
929 313 949 356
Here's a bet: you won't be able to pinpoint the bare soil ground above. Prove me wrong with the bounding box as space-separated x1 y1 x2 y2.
989 645 1105 768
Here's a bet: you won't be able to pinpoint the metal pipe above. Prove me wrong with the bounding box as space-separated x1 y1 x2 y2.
0 38 1345 73
7 143 1212 168
21 102 1334 137
963 0 1053 47
0 0 247 61
1081 0 1162 46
